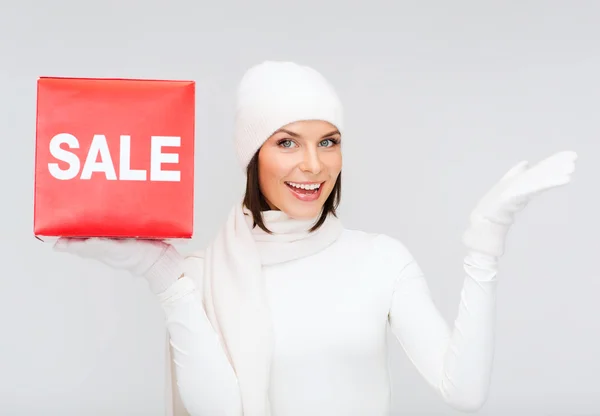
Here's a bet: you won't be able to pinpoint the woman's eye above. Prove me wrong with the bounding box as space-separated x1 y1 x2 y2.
278 139 295 148
319 139 338 147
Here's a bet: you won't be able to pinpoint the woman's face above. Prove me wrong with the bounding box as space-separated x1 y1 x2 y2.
257 120 342 219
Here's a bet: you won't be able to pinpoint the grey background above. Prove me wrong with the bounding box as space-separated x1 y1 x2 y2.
1 1 599 415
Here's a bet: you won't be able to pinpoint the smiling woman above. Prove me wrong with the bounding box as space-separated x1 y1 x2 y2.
54 60 577 416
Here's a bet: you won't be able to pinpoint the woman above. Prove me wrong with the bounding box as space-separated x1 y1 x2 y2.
55 61 577 416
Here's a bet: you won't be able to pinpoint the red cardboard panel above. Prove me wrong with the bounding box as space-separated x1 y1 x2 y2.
34 77 195 239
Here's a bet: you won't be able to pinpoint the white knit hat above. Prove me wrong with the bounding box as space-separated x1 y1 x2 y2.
233 60 344 171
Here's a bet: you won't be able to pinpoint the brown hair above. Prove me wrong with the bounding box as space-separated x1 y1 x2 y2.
242 150 341 234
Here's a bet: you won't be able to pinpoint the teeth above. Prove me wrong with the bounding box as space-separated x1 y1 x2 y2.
287 182 321 190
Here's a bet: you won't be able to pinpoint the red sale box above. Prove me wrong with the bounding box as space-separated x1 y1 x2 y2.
34 77 195 240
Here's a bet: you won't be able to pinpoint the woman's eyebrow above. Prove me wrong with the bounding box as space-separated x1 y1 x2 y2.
275 128 340 138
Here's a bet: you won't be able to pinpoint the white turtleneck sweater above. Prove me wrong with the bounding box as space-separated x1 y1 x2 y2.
158 228 497 416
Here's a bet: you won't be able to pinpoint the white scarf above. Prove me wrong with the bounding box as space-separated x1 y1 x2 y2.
202 202 343 416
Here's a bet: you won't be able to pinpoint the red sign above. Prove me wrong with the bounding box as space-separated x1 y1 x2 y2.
34 77 195 239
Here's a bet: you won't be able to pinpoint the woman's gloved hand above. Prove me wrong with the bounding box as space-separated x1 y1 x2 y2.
462 150 577 257
53 237 184 294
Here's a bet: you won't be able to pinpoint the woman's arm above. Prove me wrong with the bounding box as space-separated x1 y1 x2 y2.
387 242 498 412
387 150 576 412
51 238 241 414
157 256 242 416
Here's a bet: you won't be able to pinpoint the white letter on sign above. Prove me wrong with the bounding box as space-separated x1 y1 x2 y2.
151 136 181 182
48 133 80 180
119 135 147 180
80 134 117 180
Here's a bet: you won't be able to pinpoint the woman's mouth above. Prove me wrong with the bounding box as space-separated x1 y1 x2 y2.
285 181 324 202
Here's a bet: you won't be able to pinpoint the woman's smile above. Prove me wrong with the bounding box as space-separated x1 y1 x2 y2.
284 181 325 202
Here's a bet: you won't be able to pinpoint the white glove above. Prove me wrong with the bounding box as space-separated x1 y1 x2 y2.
54 237 184 294
462 150 577 257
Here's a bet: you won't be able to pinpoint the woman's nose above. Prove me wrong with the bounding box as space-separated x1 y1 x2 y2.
299 148 323 175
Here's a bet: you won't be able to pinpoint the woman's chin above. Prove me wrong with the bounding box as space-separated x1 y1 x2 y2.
280 201 325 221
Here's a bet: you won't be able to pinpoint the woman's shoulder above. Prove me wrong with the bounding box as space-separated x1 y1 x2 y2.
339 228 416 269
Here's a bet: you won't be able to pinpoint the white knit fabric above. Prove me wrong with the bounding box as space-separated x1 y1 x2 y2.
233 61 344 171
162 228 499 416
201 204 343 416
